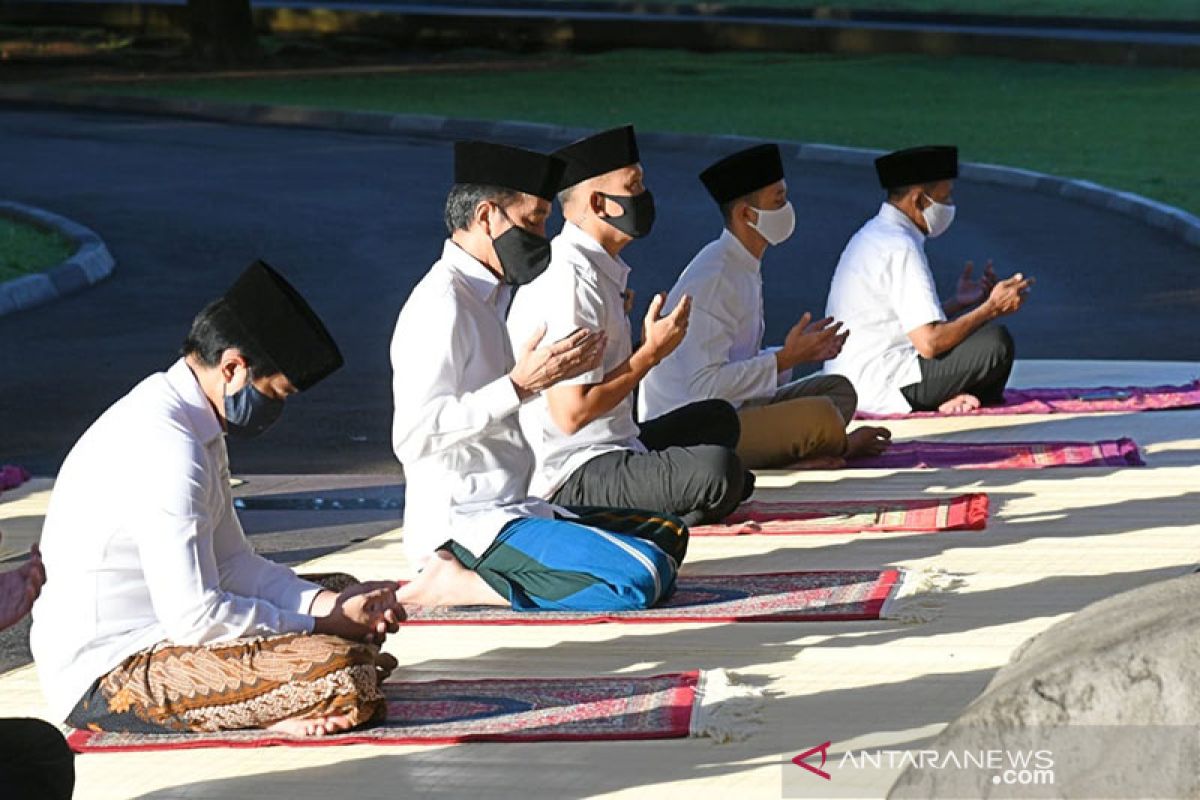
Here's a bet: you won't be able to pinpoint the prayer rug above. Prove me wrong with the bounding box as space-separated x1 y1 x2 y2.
846 438 1144 470
691 494 989 536
68 670 760 750
856 381 1200 419
399 569 903 625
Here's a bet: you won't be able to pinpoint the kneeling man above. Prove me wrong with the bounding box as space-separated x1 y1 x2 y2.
33 262 404 738
640 143 890 468
507 125 749 522
391 140 687 614
824 145 1033 415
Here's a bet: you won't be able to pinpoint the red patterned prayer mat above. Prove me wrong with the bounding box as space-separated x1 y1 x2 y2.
856 380 1200 419
847 439 1144 470
692 494 988 536
400 569 903 625
68 670 758 751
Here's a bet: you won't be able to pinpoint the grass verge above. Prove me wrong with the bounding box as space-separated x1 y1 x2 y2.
72 50 1200 214
0 217 73 283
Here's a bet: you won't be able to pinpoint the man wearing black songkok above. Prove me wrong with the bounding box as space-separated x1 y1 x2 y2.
824 145 1034 416
641 143 892 469
506 125 751 527
32 262 404 739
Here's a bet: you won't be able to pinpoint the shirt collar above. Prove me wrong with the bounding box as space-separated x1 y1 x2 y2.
165 358 223 445
879 201 927 244
718 228 762 273
440 239 506 306
559 222 631 291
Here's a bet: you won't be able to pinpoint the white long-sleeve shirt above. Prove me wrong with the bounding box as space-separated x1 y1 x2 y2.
391 240 557 565
639 230 789 421
823 203 947 415
506 222 646 499
30 359 322 722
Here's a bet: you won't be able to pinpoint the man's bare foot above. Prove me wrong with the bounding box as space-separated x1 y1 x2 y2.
268 712 357 737
396 550 508 608
788 455 847 470
845 426 892 458
938 394 982 415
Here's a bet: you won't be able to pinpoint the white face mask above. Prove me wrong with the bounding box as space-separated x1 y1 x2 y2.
921 194 956 238
749 200 796 246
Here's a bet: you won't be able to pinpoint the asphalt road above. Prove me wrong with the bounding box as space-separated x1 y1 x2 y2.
1 106 1197 475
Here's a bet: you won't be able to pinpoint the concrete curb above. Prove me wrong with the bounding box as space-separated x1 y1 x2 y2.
0 200 117 318
3 87 1198 251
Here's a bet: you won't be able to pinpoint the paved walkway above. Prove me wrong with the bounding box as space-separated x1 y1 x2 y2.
2 107 1197 476
1 359 1197 799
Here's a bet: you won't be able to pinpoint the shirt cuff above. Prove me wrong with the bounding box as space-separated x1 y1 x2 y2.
479 375 523 416
275 577 324 615
278 610 317 635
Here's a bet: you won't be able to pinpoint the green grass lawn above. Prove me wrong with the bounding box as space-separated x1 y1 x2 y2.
572 0 1200 20
0 217 73 283
77 50 1200 214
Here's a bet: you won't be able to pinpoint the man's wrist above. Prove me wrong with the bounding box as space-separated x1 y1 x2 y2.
631 345 659 373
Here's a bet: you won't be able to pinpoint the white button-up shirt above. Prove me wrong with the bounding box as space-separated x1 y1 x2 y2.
506 222 646 499
31 359 322 722
639 229 786 420
823 202 947 414
392 240 557 565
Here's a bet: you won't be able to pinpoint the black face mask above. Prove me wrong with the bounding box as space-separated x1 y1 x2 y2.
492 212 552 286
224 381 284 439
599 189 656 239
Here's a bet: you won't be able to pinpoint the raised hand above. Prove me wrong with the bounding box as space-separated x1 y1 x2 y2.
985 272 1034 317
510 323 607 398
0 541 46 632
955 259 998 308
642 292 691 364
777 313 849 372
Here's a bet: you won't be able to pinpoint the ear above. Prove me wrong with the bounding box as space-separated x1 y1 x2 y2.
473 200 495 236
590 190 609 218
910 185 929 210
219 348 249 384
739 200 758 226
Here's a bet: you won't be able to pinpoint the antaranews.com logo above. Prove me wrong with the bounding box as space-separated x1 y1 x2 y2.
790 742 1054 789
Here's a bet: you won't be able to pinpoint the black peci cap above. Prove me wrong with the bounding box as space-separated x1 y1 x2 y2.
874 145 958 190
217 260 343 392
700 143 786 204
453 140 566 201
554 125 641 190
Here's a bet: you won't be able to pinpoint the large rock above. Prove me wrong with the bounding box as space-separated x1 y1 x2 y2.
889 572 1200 799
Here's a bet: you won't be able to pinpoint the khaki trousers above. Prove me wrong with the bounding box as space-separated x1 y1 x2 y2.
736 373 857 469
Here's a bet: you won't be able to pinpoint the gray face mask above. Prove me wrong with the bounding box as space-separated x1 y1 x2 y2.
224 380 284 439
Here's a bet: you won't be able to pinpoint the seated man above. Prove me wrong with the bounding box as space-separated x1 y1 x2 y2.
1 537 73 800
391 139 687 613
506 125 749 525
824 145 1033 416
640 143 891 469
32 262 404 738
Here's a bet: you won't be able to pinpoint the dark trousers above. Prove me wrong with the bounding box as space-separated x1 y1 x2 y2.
552 400 750 528
901 324 1015 411
0 718 75 800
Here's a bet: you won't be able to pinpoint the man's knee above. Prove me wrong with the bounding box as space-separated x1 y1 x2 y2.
978 324 1015 366
693 445 745 503
824 375 858 422
687 399 741 449
612 544 679 610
